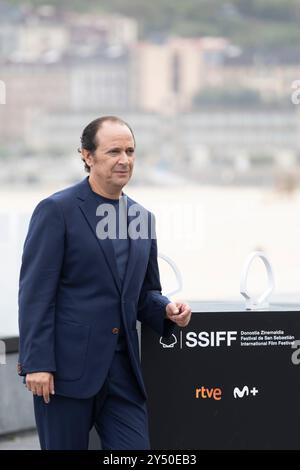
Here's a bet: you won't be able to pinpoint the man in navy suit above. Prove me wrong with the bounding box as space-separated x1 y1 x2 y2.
18 116 192 450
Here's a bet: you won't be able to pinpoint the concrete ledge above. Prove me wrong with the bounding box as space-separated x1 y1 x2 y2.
0 338 36 436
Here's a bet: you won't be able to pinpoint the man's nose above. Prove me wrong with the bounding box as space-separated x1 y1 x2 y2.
118 151 129 164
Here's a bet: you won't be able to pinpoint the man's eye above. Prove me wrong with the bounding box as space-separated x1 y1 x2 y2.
127 149 134 155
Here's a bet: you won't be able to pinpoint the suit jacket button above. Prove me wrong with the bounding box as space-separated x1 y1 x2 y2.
112 327 119 334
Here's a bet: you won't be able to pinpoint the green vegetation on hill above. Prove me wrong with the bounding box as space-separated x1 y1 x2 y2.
8 0 300 51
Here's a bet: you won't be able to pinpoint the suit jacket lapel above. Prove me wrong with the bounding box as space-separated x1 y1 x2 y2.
76 178 122 294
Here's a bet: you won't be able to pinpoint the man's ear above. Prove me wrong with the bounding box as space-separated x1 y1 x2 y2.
81 148 94 168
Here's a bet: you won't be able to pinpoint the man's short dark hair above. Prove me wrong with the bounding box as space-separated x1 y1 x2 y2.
78 116 136 173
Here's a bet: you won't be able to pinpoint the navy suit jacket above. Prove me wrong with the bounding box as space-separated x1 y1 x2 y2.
18 177 175 399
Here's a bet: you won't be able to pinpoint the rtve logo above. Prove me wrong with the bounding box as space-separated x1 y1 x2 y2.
195 386 222 401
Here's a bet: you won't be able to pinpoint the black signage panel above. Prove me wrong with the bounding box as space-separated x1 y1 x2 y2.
141 302 300 449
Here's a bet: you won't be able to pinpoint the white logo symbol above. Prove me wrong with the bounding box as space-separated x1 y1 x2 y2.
233 386 259 398
159 334 177 348
158 253 182 297
240 251 275 310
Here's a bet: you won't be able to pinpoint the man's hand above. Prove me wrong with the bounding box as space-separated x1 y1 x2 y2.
165 301 192 327
25 372 55 404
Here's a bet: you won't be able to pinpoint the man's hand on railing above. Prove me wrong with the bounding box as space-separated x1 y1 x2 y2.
165 301 192 328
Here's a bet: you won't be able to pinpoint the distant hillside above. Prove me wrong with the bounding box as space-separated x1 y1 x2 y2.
8 0 300 54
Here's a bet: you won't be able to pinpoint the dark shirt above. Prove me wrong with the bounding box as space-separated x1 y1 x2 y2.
92 190 130 346
92 191 130 285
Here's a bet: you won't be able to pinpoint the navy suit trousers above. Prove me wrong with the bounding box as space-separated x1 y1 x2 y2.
33 336 150 450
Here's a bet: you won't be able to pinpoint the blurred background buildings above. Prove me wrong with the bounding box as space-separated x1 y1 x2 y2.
0 1 300 187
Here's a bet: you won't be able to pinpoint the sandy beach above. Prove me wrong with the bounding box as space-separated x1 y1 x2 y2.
1 182 300 336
